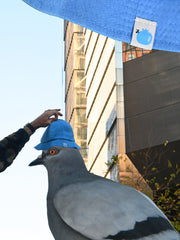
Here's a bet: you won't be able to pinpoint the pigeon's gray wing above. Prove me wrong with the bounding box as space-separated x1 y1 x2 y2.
54 180 179 240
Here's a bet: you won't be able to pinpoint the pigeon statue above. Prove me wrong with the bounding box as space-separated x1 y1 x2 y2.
29 119 180 240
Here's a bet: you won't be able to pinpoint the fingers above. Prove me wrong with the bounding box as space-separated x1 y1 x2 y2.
45 109 63 123
30 109 63 130
45 109 63 117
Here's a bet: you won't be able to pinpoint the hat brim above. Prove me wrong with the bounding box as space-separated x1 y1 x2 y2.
34 139 81 150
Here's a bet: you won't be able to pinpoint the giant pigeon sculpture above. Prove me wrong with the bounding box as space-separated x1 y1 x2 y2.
29 119 180 240
22 0 180 52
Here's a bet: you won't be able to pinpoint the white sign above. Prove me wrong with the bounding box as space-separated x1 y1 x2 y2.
131 17 157 50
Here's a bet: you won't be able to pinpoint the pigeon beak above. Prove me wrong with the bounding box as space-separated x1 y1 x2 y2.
29 155 43 167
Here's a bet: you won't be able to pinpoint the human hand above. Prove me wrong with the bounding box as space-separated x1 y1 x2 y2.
30 109 63 130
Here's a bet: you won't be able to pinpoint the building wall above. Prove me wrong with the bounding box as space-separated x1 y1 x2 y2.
84 28 117 178
64 21 87 161
84 30 152 184
124 50 180 153
124 50 180 186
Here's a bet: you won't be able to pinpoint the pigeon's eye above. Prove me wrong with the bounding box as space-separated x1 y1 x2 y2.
49 148 57 156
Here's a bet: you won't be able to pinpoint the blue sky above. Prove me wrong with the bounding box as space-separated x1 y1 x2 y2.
0 1 64 239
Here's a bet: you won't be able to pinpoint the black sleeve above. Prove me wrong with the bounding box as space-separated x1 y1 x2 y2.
0 129 30 172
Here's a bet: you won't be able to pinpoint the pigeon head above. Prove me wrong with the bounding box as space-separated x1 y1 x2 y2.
29 146 63 167
29 146 89 198
29 146 85 170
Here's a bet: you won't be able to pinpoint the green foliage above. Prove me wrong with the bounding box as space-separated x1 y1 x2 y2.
128 145 180 233
105 155 118 168
153 183 180 232
146 161 180 232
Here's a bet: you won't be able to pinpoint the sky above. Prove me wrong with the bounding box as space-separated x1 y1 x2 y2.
0 1 64 239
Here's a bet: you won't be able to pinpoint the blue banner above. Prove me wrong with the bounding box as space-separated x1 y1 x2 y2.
22 0 180 52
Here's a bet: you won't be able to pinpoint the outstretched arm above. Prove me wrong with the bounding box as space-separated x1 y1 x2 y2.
0 109 63 172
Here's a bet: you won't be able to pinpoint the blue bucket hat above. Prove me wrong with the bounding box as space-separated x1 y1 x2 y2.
35 119 81 150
